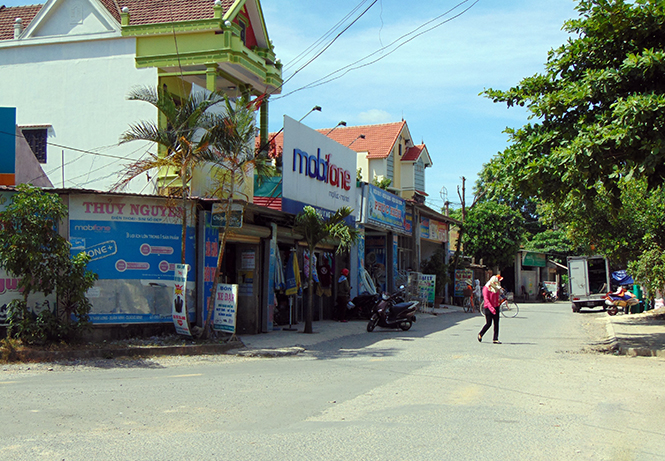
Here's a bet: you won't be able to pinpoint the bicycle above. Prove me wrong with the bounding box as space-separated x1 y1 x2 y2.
463 296 473 313
500 299 519 318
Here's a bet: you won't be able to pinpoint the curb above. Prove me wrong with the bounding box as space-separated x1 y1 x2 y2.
16 341 244 362
605 316 664 358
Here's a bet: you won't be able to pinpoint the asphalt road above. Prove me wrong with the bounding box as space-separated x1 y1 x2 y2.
2 303 664 461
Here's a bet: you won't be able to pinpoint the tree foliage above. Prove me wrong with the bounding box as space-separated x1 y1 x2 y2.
0 185 97 344
482 0 665 205
293 206 358 334
199 95 276 338
463 201 525 270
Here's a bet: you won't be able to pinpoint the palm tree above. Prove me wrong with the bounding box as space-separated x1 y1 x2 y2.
197 95 276 337
114 86 224 264
292 206 358 334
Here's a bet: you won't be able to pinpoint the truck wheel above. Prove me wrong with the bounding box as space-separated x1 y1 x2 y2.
572 303 580 313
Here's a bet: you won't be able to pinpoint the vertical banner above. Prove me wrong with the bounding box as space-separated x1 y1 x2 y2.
419 274 436 305
214 283 238 333
173 264 192 336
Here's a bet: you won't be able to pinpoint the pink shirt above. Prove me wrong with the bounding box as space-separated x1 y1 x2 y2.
482 286 500 314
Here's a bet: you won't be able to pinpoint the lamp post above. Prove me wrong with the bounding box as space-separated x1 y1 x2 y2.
348 134 365 148
298 105 322 122
326 121 347 136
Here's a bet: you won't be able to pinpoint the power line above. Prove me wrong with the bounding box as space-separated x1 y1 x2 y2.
274 0 479 100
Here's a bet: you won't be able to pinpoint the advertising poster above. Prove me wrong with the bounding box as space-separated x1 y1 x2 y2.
419 274 436 304
454 269 474 297
214 283 238 333
367 184 407 233
203 211 219 326
69 195 195 324
172 264 192 336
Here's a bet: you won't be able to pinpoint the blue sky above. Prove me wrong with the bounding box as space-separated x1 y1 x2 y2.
2 0 579 208
261 0 579 209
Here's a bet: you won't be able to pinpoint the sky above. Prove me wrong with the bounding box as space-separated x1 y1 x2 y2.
260 0 579 210
1 0 579 209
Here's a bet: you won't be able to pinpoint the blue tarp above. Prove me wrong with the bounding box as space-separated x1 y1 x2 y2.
611 270 634 285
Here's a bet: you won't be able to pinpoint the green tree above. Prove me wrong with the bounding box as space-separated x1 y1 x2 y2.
198 95 276 338
292 206 358 334
115 86 225 264
482 0 665 206
0 185 97 344
463 201 525 270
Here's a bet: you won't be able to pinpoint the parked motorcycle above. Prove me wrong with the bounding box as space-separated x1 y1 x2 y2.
538 282 557 302
366 287 418 332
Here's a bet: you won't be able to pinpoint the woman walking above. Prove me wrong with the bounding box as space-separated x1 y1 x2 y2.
478 275 503 344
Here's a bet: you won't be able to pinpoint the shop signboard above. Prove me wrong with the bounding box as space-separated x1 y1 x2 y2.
282 116 358 221
68 194 195 324
523 252 546 267
214 283 238 333
366 184 407 234
0 108 16 186
420 217 448 242
211 203 243 228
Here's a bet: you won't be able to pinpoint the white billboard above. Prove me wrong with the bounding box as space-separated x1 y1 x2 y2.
282 116 358 219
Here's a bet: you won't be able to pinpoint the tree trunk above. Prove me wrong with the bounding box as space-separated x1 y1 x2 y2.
304 244 315 334
202 177 236 339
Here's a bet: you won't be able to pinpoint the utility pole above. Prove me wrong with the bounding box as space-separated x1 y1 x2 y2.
451 177 466 304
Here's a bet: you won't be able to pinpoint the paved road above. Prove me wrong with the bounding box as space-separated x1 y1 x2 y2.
2 303 664 460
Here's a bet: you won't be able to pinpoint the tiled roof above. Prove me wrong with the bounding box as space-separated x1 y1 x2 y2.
116 0 234 26
319 121 405 159
0 4 42 41
0 0 235 40
260 121 406 160
402 144 424 162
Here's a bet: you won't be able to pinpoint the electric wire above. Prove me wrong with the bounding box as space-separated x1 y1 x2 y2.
275 0 479 100
283 0 374 73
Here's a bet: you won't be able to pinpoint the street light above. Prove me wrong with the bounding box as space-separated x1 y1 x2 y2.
298 105 322 122
326 121 347 136
348 134 365 147
258 105 322 154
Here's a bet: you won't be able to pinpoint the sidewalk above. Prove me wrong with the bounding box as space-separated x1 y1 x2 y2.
235 304 462 357
605 307 665 357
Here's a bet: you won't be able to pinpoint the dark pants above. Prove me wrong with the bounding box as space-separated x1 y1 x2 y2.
479 307 500 341
337 296 349 321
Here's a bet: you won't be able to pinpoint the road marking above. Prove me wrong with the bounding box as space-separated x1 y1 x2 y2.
167 373 203 378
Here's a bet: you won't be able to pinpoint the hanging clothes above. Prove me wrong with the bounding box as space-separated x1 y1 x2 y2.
285 251 302 296
274 248 285 292
303 250 319 283
317 258 333 297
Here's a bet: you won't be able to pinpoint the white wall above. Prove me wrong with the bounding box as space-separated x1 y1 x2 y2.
0 37 158 192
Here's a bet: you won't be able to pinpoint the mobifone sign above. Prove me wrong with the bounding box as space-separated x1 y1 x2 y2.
282 116 358 219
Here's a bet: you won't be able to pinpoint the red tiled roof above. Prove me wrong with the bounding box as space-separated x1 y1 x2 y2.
1 0 236 40
0 4 42 41
402 144 424 162
319 121 405 159
116 0 234 26
260 121 406 160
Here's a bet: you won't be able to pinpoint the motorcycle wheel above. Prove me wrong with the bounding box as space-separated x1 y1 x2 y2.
367 316 379 332
399 321 412 331
607 305 619 316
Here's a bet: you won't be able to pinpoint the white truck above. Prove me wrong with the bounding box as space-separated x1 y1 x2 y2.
567 256 611 313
